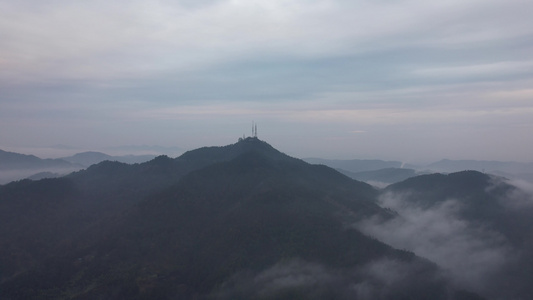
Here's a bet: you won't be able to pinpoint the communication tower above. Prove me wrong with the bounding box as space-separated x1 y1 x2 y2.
252 121 258 138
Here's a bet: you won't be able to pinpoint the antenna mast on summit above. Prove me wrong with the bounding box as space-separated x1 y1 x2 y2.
252 121 257 138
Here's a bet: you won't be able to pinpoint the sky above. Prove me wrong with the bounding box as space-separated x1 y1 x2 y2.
1 0 533 162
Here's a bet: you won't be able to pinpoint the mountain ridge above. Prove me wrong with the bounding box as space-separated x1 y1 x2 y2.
0 149 77 170
0 139 494 299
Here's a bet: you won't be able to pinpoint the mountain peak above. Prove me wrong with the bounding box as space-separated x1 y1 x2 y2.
177 137 292 164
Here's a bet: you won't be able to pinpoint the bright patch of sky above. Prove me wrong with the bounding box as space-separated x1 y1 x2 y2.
1 0 532 162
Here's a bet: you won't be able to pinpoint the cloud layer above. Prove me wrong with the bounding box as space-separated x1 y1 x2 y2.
356 179 533 299
358 194 512 292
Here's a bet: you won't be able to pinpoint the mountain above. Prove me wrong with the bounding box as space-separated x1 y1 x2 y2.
26 171 62 180
424 159 533 185
426 159 533 175
61 151 156 167
384 171 533 250
303 157 409 173
106 145 184 157
0 138 485 299
356 171 533 299
0 149 82 184
61 151 113 166
0 149 157 184
309 157 533 188
340 167 419 186
0 149 75 170
304 158 421 186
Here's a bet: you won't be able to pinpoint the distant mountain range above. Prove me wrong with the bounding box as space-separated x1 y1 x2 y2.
303 157 411 172
105 144 183 154
340 167 421 187
426 159 533 173
304 157 533 186
61 151 156 167
0 149 81 184
3 137 532 299
0 149 75 170
302 158 422 186
0 149 157 184
3 148 531 186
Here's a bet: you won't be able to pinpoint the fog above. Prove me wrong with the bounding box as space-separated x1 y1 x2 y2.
358 194 511 292
500 178 533 209
356 180 533 299
0 167 81 185
210 258 449 300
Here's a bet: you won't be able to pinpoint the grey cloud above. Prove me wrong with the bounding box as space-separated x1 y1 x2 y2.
1 0 533 162
352 258 451 300
354 179 533 299
356 192 514 296
210 257 460 300
209 259 342 299
499 178 533 209
250 260 335 298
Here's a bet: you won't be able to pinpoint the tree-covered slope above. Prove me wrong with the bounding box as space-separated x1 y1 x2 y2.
0 140 485 300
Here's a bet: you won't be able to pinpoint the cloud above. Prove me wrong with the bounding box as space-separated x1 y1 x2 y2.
356 192 514 296
351 257 455 300
251 260 334 297
494 177 533 209
3 0 533 83
209 259 342 299
1 0 533 162
209 257 452 300
365 181 390 189
0 167 81 185
412 60 533 80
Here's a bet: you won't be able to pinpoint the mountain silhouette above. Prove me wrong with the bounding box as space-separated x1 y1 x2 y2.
61 151 156 167
0 149 82 184
341 167 419 185
0 149 75 170
0 139 486 299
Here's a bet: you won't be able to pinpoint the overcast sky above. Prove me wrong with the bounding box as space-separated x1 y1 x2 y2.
1 0 532 162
